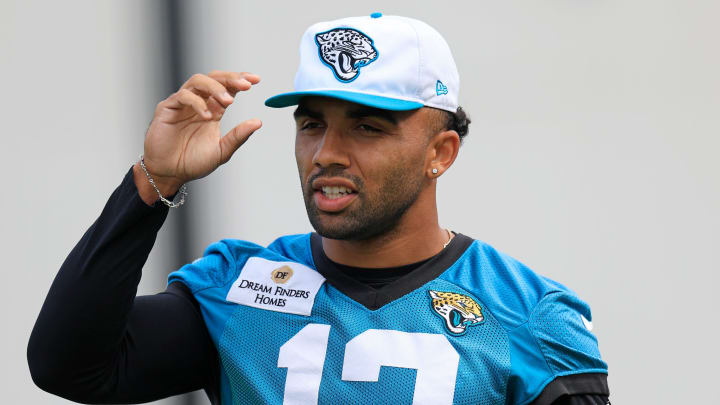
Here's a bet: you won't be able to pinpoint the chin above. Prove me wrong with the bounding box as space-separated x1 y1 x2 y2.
303 184 414 242
309 216 358 240
309 212 399 241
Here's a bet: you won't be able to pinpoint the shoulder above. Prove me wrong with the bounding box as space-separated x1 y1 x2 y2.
440 237 574 329
441 236 608 404
168 233 314 293
266 233 315 264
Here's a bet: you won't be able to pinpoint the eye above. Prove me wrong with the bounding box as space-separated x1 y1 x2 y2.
357 124 381 133
300 121 323 131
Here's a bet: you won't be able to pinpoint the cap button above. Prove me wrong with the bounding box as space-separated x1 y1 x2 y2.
370 12 382 19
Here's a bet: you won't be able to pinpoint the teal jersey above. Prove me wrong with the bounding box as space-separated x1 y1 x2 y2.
168 233 607 404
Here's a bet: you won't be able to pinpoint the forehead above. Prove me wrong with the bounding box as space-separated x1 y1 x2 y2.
294 96 417 123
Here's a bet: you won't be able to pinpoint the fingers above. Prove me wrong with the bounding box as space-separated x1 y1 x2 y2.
176 71 260 112
163 89 212 118
208 71 261 96
182 73 235 107
219 119 263 164
159 71 260 121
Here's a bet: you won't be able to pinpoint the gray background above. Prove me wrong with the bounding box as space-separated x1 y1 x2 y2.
2 0 718 403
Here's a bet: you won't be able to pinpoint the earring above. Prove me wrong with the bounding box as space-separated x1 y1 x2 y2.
432 168 438 174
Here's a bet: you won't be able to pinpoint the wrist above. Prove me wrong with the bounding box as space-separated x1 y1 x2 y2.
132 162 182 206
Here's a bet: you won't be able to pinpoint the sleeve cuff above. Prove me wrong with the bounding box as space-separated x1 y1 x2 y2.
121 164 178 211
531 373 609 405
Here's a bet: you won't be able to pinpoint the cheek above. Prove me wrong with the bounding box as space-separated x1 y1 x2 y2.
295 135 314 176
361 148 424 191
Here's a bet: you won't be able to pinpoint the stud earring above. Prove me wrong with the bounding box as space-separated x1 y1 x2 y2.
432 168 438 174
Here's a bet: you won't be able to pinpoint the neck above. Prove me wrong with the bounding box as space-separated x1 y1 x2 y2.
321 187 448 268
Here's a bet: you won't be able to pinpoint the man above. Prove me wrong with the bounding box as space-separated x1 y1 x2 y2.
28 14 609 404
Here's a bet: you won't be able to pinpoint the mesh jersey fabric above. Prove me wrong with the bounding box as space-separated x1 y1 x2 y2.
168 233 607 404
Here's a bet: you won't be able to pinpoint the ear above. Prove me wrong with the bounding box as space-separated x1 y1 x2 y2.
429 290 440 299
425 129 461 179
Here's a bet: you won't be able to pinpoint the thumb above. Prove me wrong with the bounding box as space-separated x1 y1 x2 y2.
219 118 263 164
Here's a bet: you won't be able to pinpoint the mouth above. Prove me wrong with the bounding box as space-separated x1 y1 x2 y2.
338 52 357 74
320 185 355 199
311 178 359 213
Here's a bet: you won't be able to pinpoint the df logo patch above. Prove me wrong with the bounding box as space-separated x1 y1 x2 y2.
271 266 294 284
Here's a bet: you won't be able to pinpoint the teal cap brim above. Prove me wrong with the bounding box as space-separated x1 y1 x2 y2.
265 90 423 111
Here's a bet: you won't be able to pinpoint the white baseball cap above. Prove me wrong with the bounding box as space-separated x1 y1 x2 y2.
265 13 460 113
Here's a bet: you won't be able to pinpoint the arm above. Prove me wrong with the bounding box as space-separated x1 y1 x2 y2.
28 70 263 403
551 394 610 405
27 167 218 403
538 373 610 405
507 290 609 405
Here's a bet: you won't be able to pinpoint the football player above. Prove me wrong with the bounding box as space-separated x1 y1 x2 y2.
29 13 609 404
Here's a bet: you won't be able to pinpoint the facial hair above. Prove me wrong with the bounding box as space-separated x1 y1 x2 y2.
302 163 425 241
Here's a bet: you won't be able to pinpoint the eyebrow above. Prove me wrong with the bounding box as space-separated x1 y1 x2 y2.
293 105 322 120
346 106 398 125
293 104 398 125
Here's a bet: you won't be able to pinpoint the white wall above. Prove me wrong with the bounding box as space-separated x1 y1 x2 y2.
1 1 184 403
3 0 718 404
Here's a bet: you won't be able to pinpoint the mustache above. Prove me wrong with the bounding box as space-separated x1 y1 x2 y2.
307 167 364 191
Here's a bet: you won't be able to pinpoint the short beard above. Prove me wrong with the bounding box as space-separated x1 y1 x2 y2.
302 164 424 241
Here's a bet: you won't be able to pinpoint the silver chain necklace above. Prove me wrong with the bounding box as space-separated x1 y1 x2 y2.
442 229 454 249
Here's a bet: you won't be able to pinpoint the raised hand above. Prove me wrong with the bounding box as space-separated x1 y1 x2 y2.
134 71 263 204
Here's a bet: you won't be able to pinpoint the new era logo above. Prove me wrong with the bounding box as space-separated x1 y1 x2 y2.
436 80 448 96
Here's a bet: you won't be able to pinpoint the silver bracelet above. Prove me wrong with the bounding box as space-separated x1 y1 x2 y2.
138 155 187 208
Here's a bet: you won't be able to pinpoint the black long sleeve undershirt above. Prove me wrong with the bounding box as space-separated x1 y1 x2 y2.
27 166 608 405
27 167 220 404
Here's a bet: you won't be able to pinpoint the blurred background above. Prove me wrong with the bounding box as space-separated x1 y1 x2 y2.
2 0 718 403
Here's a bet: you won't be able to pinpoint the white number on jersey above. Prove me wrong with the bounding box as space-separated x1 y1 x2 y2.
277 324 331 405
278 324 460 405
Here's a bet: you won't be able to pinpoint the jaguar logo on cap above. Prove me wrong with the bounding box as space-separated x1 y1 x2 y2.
315 28 378 82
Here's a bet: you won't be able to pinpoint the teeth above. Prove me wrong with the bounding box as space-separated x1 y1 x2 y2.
321 186 353 199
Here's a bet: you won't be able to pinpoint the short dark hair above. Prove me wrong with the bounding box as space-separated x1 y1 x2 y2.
431 106 471 144
444 106 470 143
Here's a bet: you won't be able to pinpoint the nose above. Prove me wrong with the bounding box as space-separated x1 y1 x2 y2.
312 126 350 169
